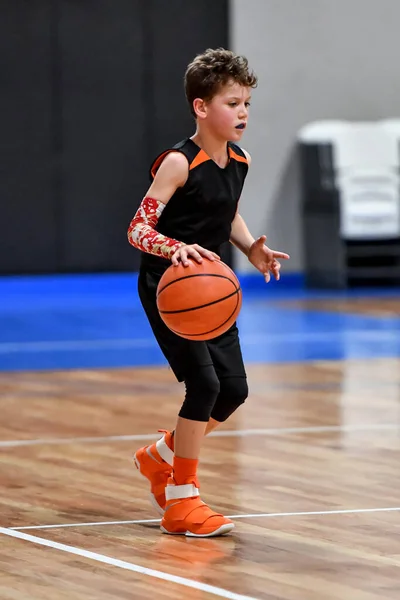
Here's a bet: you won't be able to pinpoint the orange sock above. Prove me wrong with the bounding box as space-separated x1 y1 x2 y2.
172 456 199 485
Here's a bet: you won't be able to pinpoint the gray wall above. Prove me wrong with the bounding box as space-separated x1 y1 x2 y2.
231 0 400 272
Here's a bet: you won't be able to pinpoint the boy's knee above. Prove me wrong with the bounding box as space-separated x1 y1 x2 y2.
211 376 248 422
178 367 220 422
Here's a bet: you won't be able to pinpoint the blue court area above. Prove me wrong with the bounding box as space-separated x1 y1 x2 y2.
0 273 400 372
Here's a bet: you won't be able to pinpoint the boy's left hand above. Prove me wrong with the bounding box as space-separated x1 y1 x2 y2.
248 235 290 283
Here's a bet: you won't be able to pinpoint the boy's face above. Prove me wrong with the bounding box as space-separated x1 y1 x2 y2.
203 80 251 142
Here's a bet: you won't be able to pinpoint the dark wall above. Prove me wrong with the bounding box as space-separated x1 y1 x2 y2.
0 0 229 274
0 2 57 273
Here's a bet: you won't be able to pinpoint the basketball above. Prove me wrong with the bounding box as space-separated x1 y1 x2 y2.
156 259 242 341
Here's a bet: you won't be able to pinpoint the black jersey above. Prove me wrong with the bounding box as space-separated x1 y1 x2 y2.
140 138 248 271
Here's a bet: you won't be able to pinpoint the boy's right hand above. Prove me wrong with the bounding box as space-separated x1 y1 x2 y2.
171 244 220 267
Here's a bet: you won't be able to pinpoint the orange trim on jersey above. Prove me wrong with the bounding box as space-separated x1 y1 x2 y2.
150 150 174 179
228 147 248 164
189 149 210 171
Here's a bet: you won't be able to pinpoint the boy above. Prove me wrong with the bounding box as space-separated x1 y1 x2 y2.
128 48 289 537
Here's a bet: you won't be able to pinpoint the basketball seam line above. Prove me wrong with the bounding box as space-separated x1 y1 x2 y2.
157 272 239 297
158 288 240 314
168 290 241 337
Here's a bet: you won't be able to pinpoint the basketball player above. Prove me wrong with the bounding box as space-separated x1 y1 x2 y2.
127 48 289 537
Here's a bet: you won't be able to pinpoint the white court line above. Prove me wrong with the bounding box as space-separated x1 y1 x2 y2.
0 527 258 600
0 329 399 354
10 506 400 531
0 423 397 448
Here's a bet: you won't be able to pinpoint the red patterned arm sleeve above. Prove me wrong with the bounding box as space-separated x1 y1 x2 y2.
127 197 184 259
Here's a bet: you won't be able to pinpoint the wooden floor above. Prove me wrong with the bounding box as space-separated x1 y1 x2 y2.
1 358 400 600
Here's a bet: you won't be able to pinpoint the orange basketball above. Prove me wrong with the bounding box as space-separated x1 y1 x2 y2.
156 259 242 341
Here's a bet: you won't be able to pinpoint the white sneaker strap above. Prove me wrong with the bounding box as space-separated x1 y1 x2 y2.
156 434 174 465
165 483 199 501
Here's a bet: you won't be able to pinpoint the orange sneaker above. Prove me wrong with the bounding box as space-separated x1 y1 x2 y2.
160 477 234 537
133 430 174 515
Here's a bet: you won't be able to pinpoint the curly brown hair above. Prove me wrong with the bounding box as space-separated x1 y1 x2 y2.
184 48 258 118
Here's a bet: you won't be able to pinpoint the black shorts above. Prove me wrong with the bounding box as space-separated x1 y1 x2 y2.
138 266 247 382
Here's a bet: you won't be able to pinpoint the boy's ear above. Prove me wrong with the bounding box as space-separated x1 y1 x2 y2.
193 98 207 120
